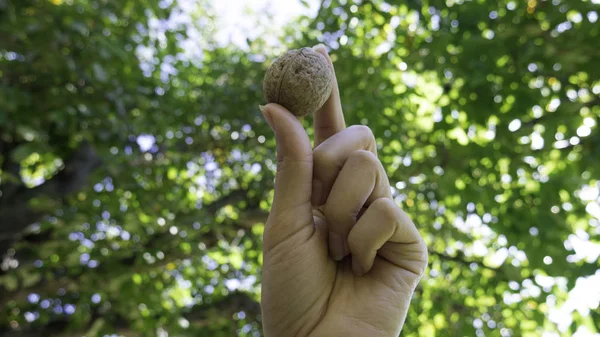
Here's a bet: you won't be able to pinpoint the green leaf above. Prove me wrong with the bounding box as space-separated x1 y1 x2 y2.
11 143 37 162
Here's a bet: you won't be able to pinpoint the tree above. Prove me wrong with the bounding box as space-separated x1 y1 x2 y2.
1 0 598 336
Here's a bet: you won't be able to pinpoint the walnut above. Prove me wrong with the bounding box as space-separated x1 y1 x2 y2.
263 47 333 117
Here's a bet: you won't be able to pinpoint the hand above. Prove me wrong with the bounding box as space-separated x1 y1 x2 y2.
260 46 428 337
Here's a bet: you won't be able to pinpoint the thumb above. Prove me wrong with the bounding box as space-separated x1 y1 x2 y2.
260 104 313 239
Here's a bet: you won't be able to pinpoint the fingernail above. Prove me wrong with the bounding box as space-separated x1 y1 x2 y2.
311 179 323 206
329 232 345 261
352 257 366 276
259 105 275 131
313 44 327 54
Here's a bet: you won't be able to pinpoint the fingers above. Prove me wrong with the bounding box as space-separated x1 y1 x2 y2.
260 103 314 249
313 44 346 148
324 150 391 260
348 198 428 278
312 125 377 206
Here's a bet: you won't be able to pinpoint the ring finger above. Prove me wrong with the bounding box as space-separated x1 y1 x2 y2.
324 150 391 260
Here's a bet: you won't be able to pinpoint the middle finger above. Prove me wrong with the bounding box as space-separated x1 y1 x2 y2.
312 125 377 206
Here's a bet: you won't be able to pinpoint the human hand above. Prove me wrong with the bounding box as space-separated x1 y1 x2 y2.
260 46 428 337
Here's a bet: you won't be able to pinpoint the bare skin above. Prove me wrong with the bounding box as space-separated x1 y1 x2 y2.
260 45 428 337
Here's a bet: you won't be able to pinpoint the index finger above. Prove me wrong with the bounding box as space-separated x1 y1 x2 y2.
313 44 346 148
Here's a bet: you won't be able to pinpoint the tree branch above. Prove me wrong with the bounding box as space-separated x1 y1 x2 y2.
429 249 519 282
0 137 23 203
14 142 102 204
0 141 102 254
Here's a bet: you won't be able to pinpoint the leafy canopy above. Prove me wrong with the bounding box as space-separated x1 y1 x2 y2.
0 0 599 336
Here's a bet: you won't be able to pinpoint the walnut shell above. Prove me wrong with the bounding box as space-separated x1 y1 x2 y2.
263 47 333 117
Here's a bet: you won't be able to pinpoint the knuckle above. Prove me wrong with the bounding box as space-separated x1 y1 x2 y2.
348 149 378 167
416 237 429 264
348 125 376 149
410 247 429 278
276 152 312 166
276 152 312 173
348 124 375 141
371 198 398 223
419 247 429 271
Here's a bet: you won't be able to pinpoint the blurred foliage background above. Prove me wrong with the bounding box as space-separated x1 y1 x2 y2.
1 0 599 336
